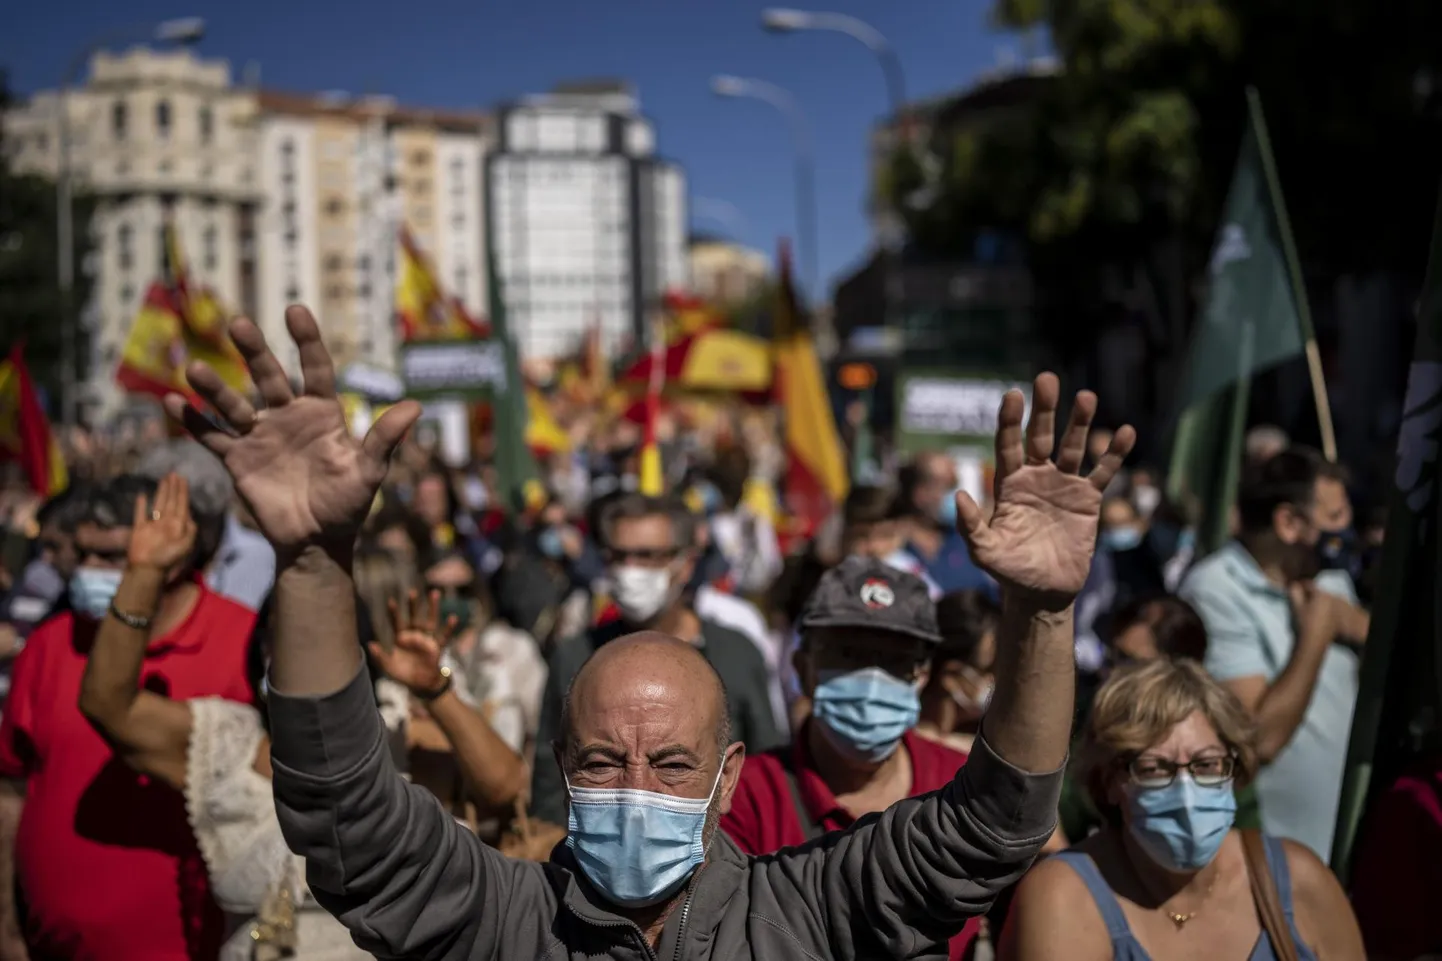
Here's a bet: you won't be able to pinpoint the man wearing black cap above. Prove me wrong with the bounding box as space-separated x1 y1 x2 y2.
720 555 984 959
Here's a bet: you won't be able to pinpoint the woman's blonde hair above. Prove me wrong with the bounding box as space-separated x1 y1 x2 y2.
353 546 418 650
1079 658 1258 824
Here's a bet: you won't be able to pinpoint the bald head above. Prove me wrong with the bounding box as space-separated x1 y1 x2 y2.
561 632 732 773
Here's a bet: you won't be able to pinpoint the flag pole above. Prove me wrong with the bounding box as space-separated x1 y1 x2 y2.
1246 86 1337 462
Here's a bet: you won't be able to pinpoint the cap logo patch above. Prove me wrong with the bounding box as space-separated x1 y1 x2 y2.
860 578 895 609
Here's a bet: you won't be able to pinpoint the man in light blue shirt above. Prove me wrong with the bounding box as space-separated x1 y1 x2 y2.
1180 447 1369 860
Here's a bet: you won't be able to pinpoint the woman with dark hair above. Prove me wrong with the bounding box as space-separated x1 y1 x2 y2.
916 590 1001 755
1108 595 1209 667
77 476 528 959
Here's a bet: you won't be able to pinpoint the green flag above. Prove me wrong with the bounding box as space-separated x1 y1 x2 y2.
487 248 537 501
1331 184 1442 880
1167 88 1312 555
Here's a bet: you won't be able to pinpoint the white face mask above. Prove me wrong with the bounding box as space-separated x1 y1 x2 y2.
611 564 673 625
1133 484 1162 519
948 665 994 718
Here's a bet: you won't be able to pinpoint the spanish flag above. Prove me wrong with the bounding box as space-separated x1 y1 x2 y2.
395 227 488 342
663 290 724 344
773 240 847 540
638 319 666 496
525 387 571 456
0 345 67 497
116 225 250 402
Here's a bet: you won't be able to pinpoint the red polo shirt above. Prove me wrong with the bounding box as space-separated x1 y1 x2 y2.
721 725 980 959
0 588 255 961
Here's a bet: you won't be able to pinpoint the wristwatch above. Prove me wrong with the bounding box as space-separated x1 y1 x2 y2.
108 602 154 631
414 665 453 702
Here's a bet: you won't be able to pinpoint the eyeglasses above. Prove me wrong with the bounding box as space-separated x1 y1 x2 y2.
605 547 679 566
1125 754 1236 789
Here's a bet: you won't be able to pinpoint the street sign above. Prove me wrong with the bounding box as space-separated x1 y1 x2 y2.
399 341 507 400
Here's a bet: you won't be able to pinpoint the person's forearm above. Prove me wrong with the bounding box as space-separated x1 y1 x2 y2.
78 566 163 727
0 781 25 961
270 546 363 697
1337 604 1369 643
426 691 528 812
980 598 1074 774
1253 625 1332 763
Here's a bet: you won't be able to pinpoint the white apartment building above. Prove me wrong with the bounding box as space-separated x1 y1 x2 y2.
2 47 262 421
487 81 687 359
255 91 490 376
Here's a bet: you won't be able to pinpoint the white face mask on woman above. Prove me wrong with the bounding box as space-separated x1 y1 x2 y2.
610 564 674 624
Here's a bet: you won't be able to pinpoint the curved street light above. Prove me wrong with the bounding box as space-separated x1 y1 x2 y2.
710 74 818 303
760 8 906 115
56 18 207 426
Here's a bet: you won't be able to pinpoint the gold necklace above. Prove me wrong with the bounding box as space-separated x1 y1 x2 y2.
1163 874 1216 928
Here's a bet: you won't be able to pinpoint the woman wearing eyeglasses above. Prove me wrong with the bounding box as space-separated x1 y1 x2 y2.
1000 658 1364 961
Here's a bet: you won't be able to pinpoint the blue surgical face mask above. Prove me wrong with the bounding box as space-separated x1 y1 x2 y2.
935 488 960 530
812 666 921 763
1101 526 1144 553
565 762 724 908
537 526 566 560
1125 773 1237 872
70 567 124 620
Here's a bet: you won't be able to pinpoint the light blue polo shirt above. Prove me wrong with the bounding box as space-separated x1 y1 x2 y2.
1179 541 1359 860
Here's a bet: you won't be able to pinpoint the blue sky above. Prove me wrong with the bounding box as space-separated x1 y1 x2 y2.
3 0 1022 293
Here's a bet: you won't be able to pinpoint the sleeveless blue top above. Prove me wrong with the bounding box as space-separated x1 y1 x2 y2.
1053 834 1317 961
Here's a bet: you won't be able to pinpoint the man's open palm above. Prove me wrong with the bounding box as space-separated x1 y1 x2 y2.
954 373 1134 609
162 307 420 553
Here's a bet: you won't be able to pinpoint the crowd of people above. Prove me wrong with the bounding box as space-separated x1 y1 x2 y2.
0 307 1432 961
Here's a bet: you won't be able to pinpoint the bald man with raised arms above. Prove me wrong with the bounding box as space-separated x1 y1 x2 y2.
169 305 1135 961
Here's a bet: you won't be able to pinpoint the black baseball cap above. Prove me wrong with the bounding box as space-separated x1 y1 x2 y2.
800 556 942 645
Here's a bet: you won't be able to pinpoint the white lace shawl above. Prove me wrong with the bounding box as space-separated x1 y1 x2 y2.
185 698 299 914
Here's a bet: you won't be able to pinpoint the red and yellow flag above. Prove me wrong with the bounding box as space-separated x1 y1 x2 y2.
525 387 571 456
638 319 666 496
116 224 250 403
0 345 67 497
773 241 847 540
395 227 488 342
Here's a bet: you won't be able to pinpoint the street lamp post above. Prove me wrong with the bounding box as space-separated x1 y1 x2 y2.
710 75 818 304
56 17 205 427
760 9 907 117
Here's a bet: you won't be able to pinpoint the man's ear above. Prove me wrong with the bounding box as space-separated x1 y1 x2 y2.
717 742 747 816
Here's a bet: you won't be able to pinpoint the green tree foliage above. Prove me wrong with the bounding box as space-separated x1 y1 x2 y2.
0 70 95 402
885 0 1442 370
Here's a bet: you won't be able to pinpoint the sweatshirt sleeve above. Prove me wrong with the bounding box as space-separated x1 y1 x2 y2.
267 666 556 961
750 735 1062 960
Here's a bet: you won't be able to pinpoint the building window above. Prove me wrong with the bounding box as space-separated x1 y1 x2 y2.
203 226 217 271
411 149 430 167
358 254 371 272
324 197 345 217
112 101 128 141
156 100 171 139
120 284 135 307
326 284 344 300
199 105 213 143
284 228 298 247
117 223 133 270
325 253 345 272
413 178 431 195
34 132 48 152
285 283 300 302
157 227 170 272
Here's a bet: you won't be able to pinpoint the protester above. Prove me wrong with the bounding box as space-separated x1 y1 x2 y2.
70 473 371 960
704 448 783 595
840 483 943 597
1106 594 1209 669
0 484 91 639
1001 658 1364 961
721 558 984 958
1246 425 1290 466
530 491 783 825
1179 447 1368 859
136 439 277 612
897 451 994 594
916 588 1000 755
0 472 254 961
167 312 1130 961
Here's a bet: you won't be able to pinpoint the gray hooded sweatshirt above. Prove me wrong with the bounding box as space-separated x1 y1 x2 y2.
269 666 1062 961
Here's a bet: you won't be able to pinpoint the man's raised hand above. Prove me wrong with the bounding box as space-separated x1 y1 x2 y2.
163 306 420 556
954 372 1135 610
